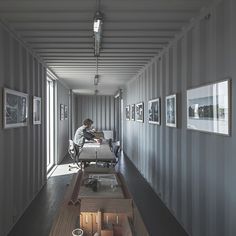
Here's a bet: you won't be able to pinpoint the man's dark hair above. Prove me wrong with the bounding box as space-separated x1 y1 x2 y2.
83 118 93 126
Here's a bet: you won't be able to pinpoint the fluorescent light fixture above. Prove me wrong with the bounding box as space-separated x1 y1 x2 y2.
93 11 103 56
95 89 99 95
94 74 99 86
93 11 103 32
94 34 101 56
114 89 122 98
93 19 101 33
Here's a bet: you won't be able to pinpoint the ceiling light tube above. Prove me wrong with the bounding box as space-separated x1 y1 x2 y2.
93 11 103 56
94 34 101 56
94 89 99 95
94 74 99 86
94 19 101 33
93 11 103 33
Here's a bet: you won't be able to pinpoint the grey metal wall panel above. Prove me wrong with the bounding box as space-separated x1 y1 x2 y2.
74 95 115 134
57 81 70 164
123 1 236 236
0 25 46 236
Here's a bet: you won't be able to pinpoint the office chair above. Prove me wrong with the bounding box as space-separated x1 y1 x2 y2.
108 139 121 158
107 139 121 167
68 140 81 171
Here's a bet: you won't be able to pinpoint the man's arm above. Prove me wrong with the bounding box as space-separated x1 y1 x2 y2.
83 129 95 140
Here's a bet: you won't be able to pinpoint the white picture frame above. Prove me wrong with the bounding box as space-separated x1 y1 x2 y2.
187 79 231 135
60 104 64 120
148 98 161 125
131 104 135 121
33 96 41 125
125 105 130 120
166 94 177 127
64 105 68 120
136 102 144 123
3 88 28 128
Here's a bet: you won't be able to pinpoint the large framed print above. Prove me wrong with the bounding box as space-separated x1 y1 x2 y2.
33 96 41 125
125 105 130 120
131 104 135 121
148 98 161 125
136 102 144 123
166 94 177 127
3 88 28 128
187 79 231 135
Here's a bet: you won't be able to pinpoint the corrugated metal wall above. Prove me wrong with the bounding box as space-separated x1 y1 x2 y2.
123 1 236 236
0 24 47 235
74 95 115 133
56 81 70 164
114 97 121 141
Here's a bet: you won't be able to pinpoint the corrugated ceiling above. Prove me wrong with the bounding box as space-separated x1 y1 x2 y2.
0 0 213 95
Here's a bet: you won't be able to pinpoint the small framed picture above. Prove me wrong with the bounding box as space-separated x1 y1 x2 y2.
125 105 130 120
187 79 231 135
3 88 28 128
136 102 144 123
64 105 68 120
148 98 161 125
166 94 177 127
33 96 41 125
60 104 64 120
131 104 135 121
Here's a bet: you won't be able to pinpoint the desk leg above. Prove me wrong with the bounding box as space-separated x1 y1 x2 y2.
95 151 98 167
80 160 83 170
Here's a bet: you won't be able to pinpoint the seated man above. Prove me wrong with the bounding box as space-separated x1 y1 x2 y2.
73 118 103 167
73 118 96 150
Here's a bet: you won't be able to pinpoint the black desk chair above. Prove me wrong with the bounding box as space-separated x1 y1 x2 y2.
108 139 121 167
68 140 81 171
108 139 121 157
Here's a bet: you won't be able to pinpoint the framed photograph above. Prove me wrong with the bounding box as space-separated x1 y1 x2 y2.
125 105 130 120
60 104 64 120
148 98 161 125
136 102 144 122
166 94 177 127
187 79 231 135
64 105 68 120
131 104 135 121
33 96 41 125
3 88 28 128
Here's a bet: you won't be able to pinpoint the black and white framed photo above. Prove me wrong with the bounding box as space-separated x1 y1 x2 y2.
148 98 161 125
64 105 68 120
187 79 231 135
131 104 135 121
166 94 177 127
136 102 144 122
60 104 64 120
33 96 41 125
3 88 28 128
125 105 130 120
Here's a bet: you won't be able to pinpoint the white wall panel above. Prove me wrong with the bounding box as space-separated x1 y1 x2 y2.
0 24 46 236
123 0 236 235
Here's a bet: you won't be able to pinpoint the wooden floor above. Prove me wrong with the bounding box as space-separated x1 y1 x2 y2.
8 153 188 236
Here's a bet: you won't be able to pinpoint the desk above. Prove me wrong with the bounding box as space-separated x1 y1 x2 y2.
78 173 124 199
79 142 116 166
49 170 135 236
